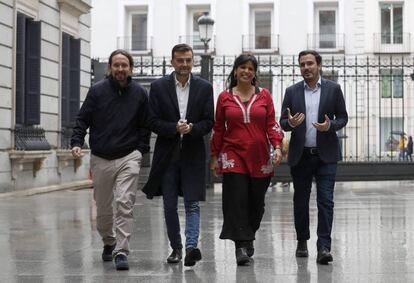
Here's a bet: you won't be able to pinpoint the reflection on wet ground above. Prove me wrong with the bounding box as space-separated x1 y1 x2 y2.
1 181 414 282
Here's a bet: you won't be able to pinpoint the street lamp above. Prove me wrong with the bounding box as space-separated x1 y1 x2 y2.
197 12 214 82
197 12 214 189
197 12 214 54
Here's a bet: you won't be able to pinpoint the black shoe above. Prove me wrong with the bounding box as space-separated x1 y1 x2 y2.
317 247 333 264
167 249 182 264
246 241 254 257
102 244 116 262
235 247 250 266
296 240 308 257
184 247 202 267
114 253 129 270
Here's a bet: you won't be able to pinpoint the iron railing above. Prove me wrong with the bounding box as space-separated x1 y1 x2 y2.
373 33 411 54
307 33 345 53
213 55 414 162
178 35 216 55
116 36 153 55
242 34 279 54
14 126 51 150
117 54 414 163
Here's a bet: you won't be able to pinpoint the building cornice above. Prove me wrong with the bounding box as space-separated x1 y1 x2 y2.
58 0 91 17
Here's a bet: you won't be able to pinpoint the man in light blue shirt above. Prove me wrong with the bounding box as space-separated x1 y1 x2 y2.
280 50 348 265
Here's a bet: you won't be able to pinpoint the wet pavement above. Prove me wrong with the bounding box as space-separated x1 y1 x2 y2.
1 181 414 283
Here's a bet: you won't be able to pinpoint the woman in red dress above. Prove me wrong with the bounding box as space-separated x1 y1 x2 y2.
210 54 284 265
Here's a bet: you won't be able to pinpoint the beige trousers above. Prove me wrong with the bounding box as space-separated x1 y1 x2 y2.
90 150 142 255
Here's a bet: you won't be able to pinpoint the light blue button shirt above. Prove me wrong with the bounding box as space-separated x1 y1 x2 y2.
304 78 321 147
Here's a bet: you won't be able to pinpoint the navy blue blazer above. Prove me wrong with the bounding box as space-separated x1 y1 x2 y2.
142 72 214 200
279 78 348 167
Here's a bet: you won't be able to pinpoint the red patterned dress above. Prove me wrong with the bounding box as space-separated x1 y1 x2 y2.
211 87 284 177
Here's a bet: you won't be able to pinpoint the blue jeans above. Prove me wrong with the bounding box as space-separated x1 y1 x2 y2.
291 152 337 251
399 149 406 161
161 162 200 250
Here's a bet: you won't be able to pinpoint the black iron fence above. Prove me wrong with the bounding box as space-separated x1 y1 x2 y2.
92 54 414 163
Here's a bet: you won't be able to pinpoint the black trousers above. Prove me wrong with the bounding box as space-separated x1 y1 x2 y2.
220 173 271 242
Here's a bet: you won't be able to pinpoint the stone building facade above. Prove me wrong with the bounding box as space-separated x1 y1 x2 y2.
0 0 92 194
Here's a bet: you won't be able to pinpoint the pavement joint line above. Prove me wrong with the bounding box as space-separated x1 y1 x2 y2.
0 180 93 199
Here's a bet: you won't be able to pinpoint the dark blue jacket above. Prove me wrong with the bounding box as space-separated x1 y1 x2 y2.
279 79 348 166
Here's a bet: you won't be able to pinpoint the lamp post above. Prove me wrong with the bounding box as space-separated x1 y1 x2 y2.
197 12 214 82
197 12 214 54
198 12 214 189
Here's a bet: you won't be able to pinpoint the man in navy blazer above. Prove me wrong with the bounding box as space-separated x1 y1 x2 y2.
143 44 214 266
279 50 348 264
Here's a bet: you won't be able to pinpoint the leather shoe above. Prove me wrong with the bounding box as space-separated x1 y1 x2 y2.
184 247 202 266
296 240 308 257
246 240 254 257
235 247 250 266
167 249 182 263
317 247 333 264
